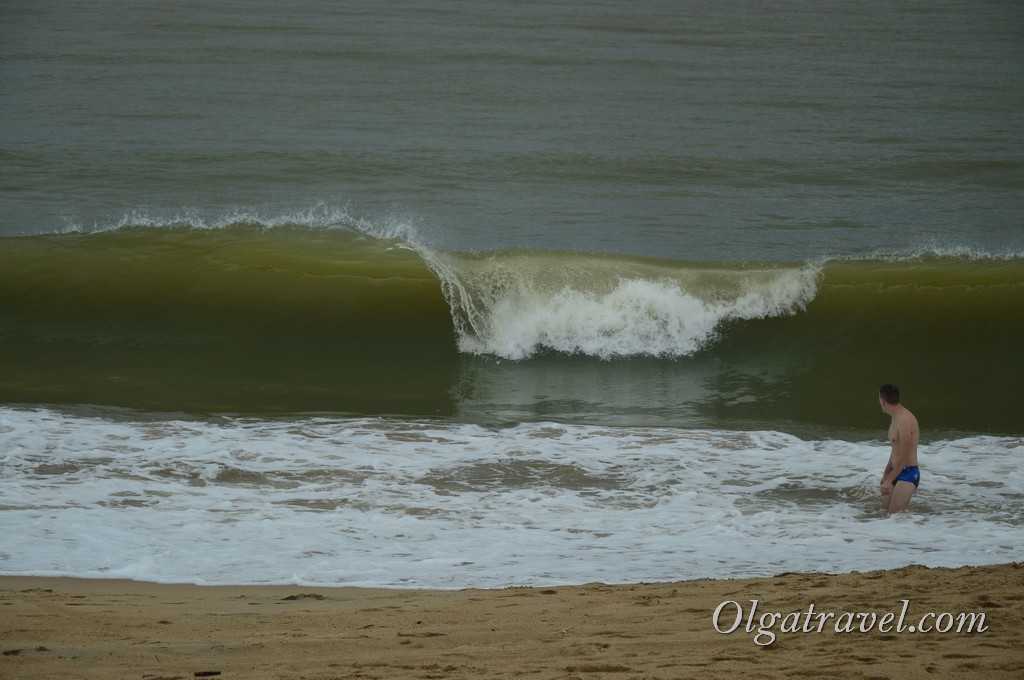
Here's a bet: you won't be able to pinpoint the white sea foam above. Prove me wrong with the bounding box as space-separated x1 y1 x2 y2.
1 407 1020 588
864 242 1024 263
57 202 361 235
426 252 821 360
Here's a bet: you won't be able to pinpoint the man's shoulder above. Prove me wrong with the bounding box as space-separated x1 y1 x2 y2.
898 409 919 432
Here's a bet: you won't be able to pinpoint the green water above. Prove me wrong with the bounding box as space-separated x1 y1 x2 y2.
1 226 1020 434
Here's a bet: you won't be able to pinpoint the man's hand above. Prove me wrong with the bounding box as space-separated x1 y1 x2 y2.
880 480 893 496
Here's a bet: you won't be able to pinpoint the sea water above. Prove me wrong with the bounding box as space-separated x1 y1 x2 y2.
3 0 1022 587
2 407 1020 588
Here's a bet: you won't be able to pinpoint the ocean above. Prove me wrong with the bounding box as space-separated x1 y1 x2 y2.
2 0 1022 588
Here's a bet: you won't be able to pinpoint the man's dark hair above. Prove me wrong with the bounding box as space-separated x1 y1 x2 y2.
879 384 901 405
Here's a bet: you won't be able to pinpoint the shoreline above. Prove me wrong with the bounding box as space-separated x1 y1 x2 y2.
3 563 1021 679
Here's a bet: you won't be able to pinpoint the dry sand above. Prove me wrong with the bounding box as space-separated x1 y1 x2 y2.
2 562 1021 679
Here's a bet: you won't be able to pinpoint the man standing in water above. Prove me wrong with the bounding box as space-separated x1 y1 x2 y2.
878 384 920 513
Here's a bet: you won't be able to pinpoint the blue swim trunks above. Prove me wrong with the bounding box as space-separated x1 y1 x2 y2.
895 466 920 488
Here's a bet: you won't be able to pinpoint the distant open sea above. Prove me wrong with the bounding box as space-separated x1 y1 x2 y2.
2 0 1022 588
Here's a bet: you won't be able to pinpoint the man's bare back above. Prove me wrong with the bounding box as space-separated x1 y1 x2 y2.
878 384 920 513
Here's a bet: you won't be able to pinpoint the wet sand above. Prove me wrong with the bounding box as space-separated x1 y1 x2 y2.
2 562 1021 679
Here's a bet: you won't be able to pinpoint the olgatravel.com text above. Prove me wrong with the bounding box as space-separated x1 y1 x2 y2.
713 599 988 646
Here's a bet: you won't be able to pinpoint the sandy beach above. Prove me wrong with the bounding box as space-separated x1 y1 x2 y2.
2 562 1020 679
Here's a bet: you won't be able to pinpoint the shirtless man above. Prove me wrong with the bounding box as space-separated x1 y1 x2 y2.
878 384 920 513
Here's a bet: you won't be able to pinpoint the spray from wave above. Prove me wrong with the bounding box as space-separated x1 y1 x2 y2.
54 202 392 236
422 249 822 360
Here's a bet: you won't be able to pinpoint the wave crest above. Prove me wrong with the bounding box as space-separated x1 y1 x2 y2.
427 251 821 359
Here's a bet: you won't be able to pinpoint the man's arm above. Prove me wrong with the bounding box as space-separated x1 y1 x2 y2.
880 456 896 495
